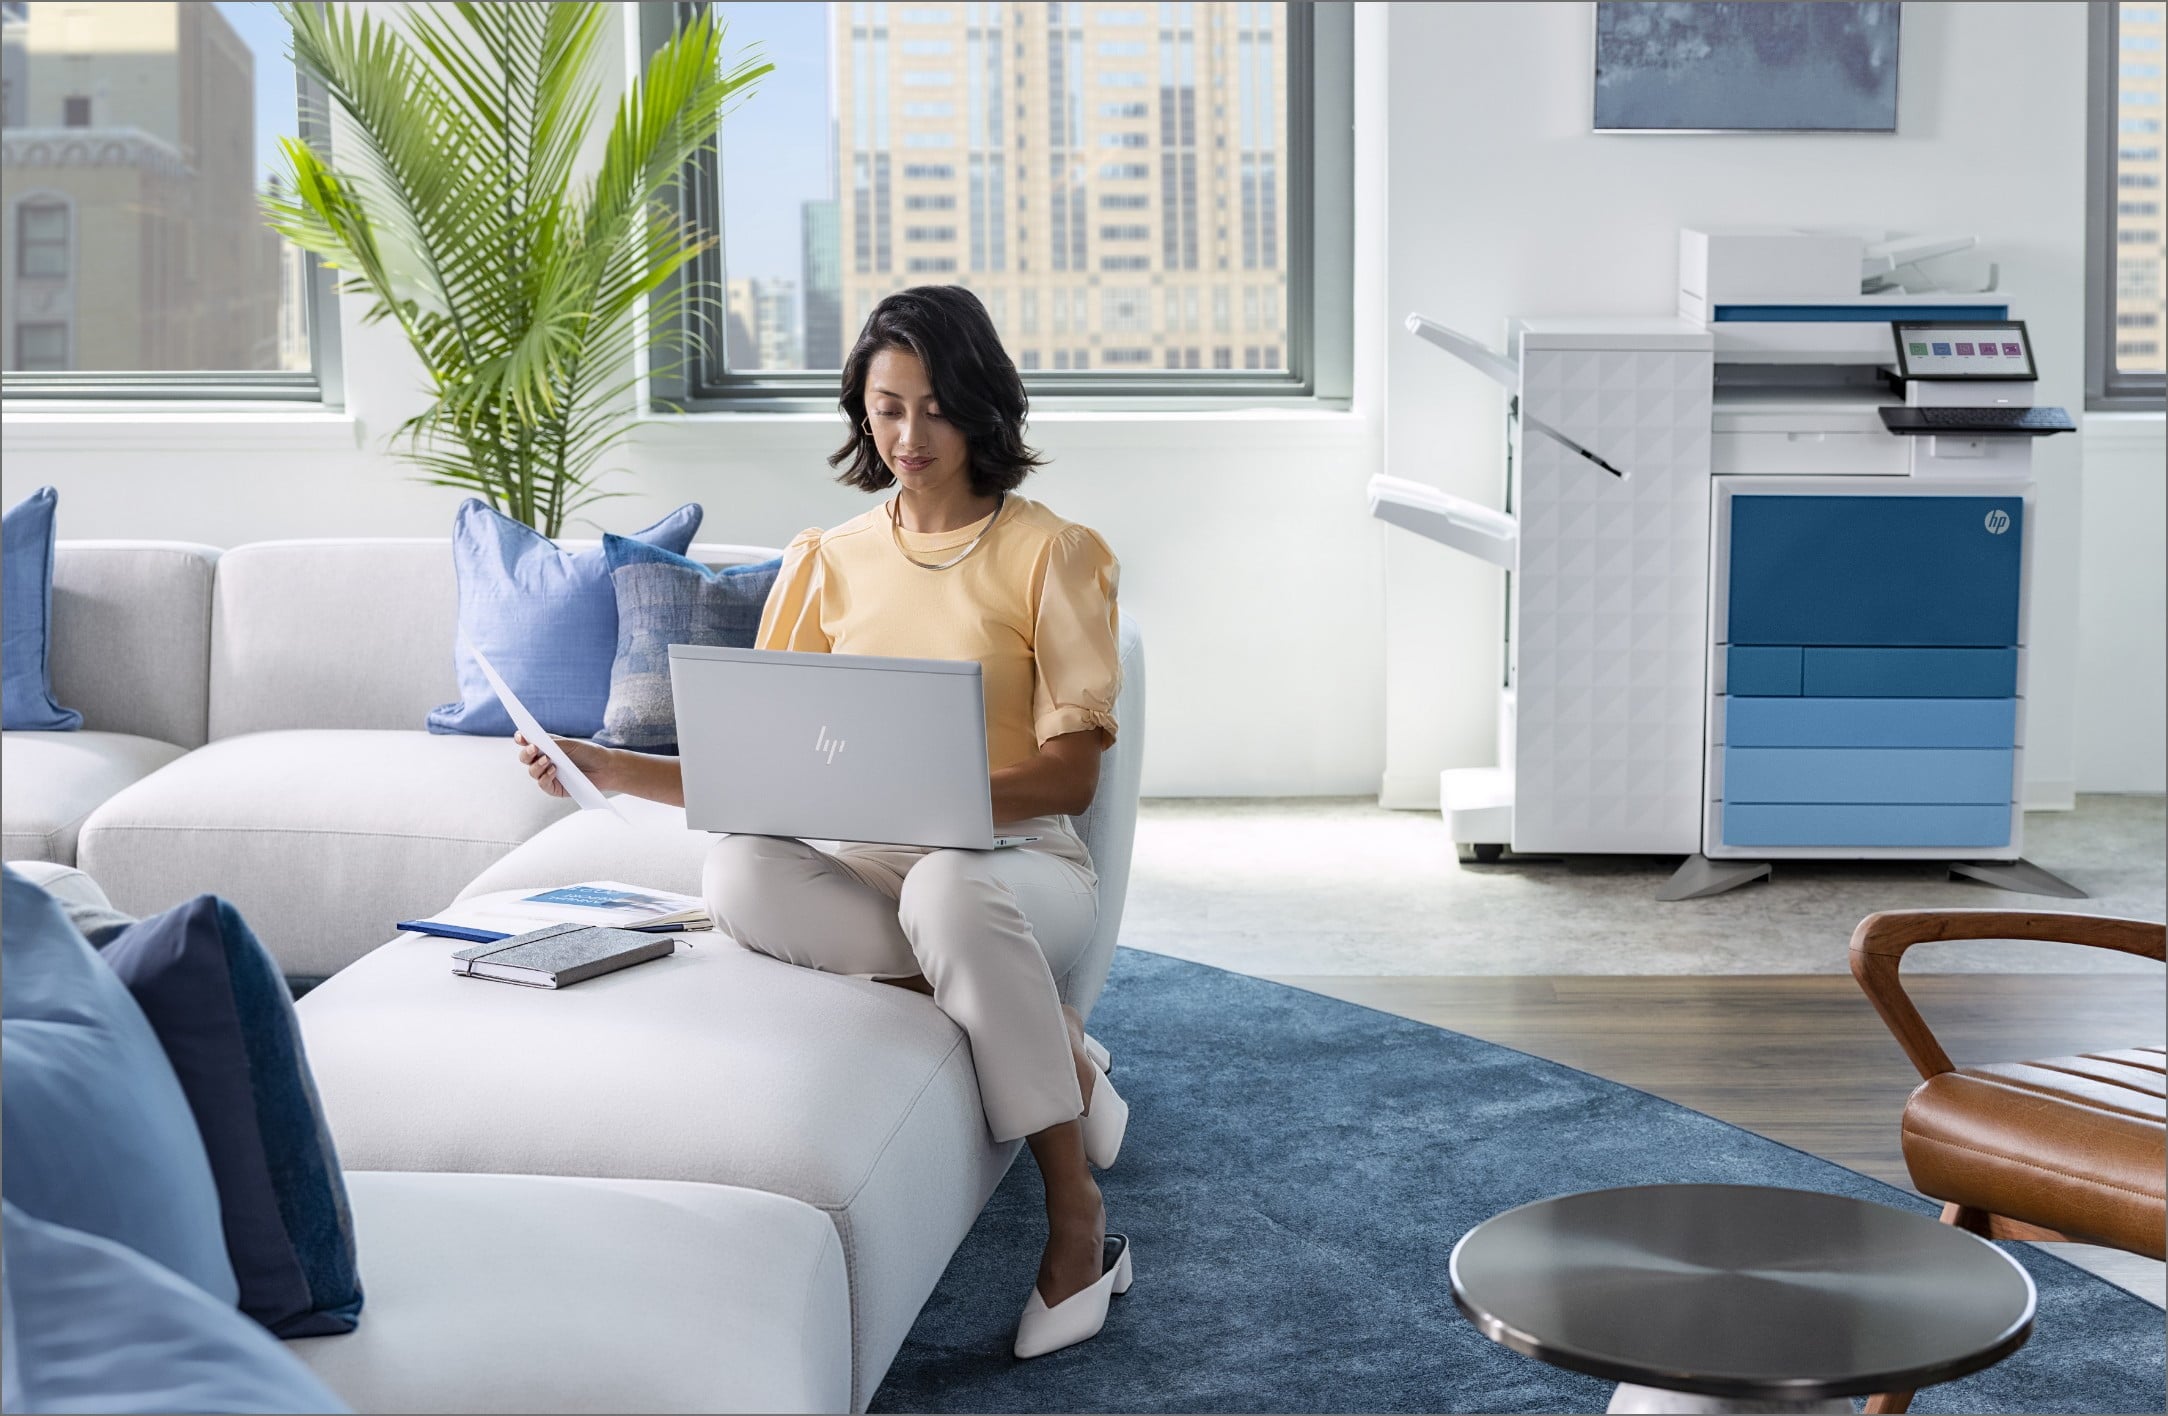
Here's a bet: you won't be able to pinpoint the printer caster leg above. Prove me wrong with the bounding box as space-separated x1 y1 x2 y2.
1657 855 1772 902
1948 858 2087 899
1457 842 1507 865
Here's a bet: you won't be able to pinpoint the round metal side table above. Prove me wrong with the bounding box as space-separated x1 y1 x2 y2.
1449 1184 2036 1414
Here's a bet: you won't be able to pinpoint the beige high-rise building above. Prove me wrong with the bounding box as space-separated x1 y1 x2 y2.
2117 0 2166 375
833 1 1288 372
0 0 280 372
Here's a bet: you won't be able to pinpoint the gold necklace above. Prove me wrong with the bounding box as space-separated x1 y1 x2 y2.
890 492 1006 571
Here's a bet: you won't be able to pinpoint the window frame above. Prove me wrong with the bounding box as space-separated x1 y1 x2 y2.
2 57 345 407
2088 0 2168 411
643 0 1354 412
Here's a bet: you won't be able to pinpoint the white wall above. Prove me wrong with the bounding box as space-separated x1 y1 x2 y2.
2077 416 2168 794
1378 0 2098 811
3 1 2158 805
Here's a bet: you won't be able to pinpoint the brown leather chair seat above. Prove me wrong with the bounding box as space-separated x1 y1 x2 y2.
1899 1047 2167 1259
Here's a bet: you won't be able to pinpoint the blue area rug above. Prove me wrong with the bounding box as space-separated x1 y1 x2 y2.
872 949 2166 1414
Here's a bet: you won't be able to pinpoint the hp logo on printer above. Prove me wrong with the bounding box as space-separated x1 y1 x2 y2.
814 726 846 764
1983 509 2011 535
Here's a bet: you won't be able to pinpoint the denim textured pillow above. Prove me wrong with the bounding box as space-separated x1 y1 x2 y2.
2 486 83 731
594 536 781 752
0 868 238 1305
426 498 703 739
101 896 363 1338
1 1202 350 1415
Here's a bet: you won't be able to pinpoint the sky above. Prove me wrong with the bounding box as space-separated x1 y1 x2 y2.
714 2 834 286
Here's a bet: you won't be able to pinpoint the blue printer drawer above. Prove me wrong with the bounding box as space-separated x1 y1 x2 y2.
1722 804 2013 849
1727 698 2017 749
1724 747 2015 804
1728 495 2023 648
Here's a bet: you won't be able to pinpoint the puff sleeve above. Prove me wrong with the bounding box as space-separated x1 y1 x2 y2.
1031 524 1122 748
754 528 831 652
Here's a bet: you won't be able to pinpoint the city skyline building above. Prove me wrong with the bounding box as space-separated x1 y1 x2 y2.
802 196 843 367
0 0 286 373
2118 0 2164 374
725 274 802 371
734 0 1289 374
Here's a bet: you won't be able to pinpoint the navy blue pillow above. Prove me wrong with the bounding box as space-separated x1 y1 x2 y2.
594 536 781 752
0 869 237 1304
2 485 83 731
101 896 363 1338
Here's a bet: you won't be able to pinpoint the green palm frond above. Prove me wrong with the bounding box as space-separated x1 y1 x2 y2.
266 2 768 535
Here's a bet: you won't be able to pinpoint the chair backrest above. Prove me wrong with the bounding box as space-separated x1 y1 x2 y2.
1057 612 1146 1018
207 538 778 740
50 541 222 748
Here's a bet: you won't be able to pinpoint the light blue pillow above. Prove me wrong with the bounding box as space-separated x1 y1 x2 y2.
426 498 703 739
2 486 83 731
595 536 781 752
1 1202 350 1415
0 868 238 1305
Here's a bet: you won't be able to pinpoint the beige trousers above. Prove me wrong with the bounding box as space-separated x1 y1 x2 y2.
701 816 1099 1142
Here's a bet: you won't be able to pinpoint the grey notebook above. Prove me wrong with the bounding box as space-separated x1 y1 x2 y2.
451 923 676 989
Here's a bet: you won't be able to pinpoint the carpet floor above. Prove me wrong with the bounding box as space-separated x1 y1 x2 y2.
871 950 2167 1414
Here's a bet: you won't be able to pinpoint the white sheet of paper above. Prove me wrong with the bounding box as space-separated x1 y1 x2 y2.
465 639 625 820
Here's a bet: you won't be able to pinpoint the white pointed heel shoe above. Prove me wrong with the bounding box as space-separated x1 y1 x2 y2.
1080 1059 1127 1170
1013 1235 1132 1360
1082 1033 1112 1075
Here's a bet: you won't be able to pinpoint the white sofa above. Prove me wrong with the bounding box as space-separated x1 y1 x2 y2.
2 537 1149 1413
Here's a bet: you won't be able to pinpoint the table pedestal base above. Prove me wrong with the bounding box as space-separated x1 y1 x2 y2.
1607 1383 1852 1414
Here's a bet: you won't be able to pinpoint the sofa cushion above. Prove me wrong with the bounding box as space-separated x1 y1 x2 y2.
288 1172 850 1415
53 541 221 748
428 500 703 741
2 731 188 865
300 930 1012 1412
103 896 364 1337
0 868 239 1303
1 1202 348 1416
456 792 719 901
77 731 576 980
3 486 80 731
595 537 781 752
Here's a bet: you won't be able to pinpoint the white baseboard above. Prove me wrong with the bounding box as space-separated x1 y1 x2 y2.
2022 779 2077 813
1377 771 1441 812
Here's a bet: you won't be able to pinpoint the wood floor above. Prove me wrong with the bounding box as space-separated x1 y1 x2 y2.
1268 972 2167 1305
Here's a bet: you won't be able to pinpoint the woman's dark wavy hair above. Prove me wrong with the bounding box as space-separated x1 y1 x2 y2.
829 286 1045 496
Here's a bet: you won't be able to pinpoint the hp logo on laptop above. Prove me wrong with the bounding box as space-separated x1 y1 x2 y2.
814 726 846 764
1983 509 2011 535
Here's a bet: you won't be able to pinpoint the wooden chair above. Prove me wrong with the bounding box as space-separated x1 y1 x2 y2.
1849 910 2167 1415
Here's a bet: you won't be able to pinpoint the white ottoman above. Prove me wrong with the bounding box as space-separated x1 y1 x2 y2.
299 932 1016 1412
289 1172 850 1414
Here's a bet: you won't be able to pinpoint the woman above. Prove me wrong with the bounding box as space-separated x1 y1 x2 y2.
517 286 1131 1359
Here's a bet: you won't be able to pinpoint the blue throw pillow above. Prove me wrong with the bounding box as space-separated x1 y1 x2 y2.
101 896 363 1339
426 498 704 739
2 486 83 731
1 1202 350 1415
595 537 781 752
0 868 237 1304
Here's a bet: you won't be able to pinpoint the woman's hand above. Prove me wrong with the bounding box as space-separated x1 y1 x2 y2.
514 732 614 799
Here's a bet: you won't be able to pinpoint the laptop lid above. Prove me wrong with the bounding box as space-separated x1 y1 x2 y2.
668 645 997 849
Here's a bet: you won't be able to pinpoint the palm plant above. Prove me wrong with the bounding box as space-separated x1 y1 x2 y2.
266 2 767 536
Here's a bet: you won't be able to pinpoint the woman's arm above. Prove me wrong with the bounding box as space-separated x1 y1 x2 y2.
516 734 686 808
991 729 1105 821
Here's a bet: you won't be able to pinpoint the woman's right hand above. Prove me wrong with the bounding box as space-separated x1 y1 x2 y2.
514 732 611 798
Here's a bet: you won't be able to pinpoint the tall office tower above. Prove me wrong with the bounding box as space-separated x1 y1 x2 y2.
802 197 844 366
0 1 277 372
725 274 802 371
832 1 1288 373
2118 1 2166 374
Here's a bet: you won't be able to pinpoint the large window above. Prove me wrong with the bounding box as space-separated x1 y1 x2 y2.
0 1 339 402
2091 0 2168 409
646 0 1352 408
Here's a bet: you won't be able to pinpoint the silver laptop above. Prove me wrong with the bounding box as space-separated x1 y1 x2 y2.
668 645 1039 850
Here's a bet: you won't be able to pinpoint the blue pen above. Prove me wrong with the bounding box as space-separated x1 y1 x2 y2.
396 920 513 945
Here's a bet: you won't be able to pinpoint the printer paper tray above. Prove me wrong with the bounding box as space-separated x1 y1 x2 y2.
1367 474 1518 570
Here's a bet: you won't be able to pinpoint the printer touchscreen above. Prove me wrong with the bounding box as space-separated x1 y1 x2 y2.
1891 320 2037 381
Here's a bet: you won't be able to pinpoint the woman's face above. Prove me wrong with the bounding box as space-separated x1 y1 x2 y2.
865 346 972 497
